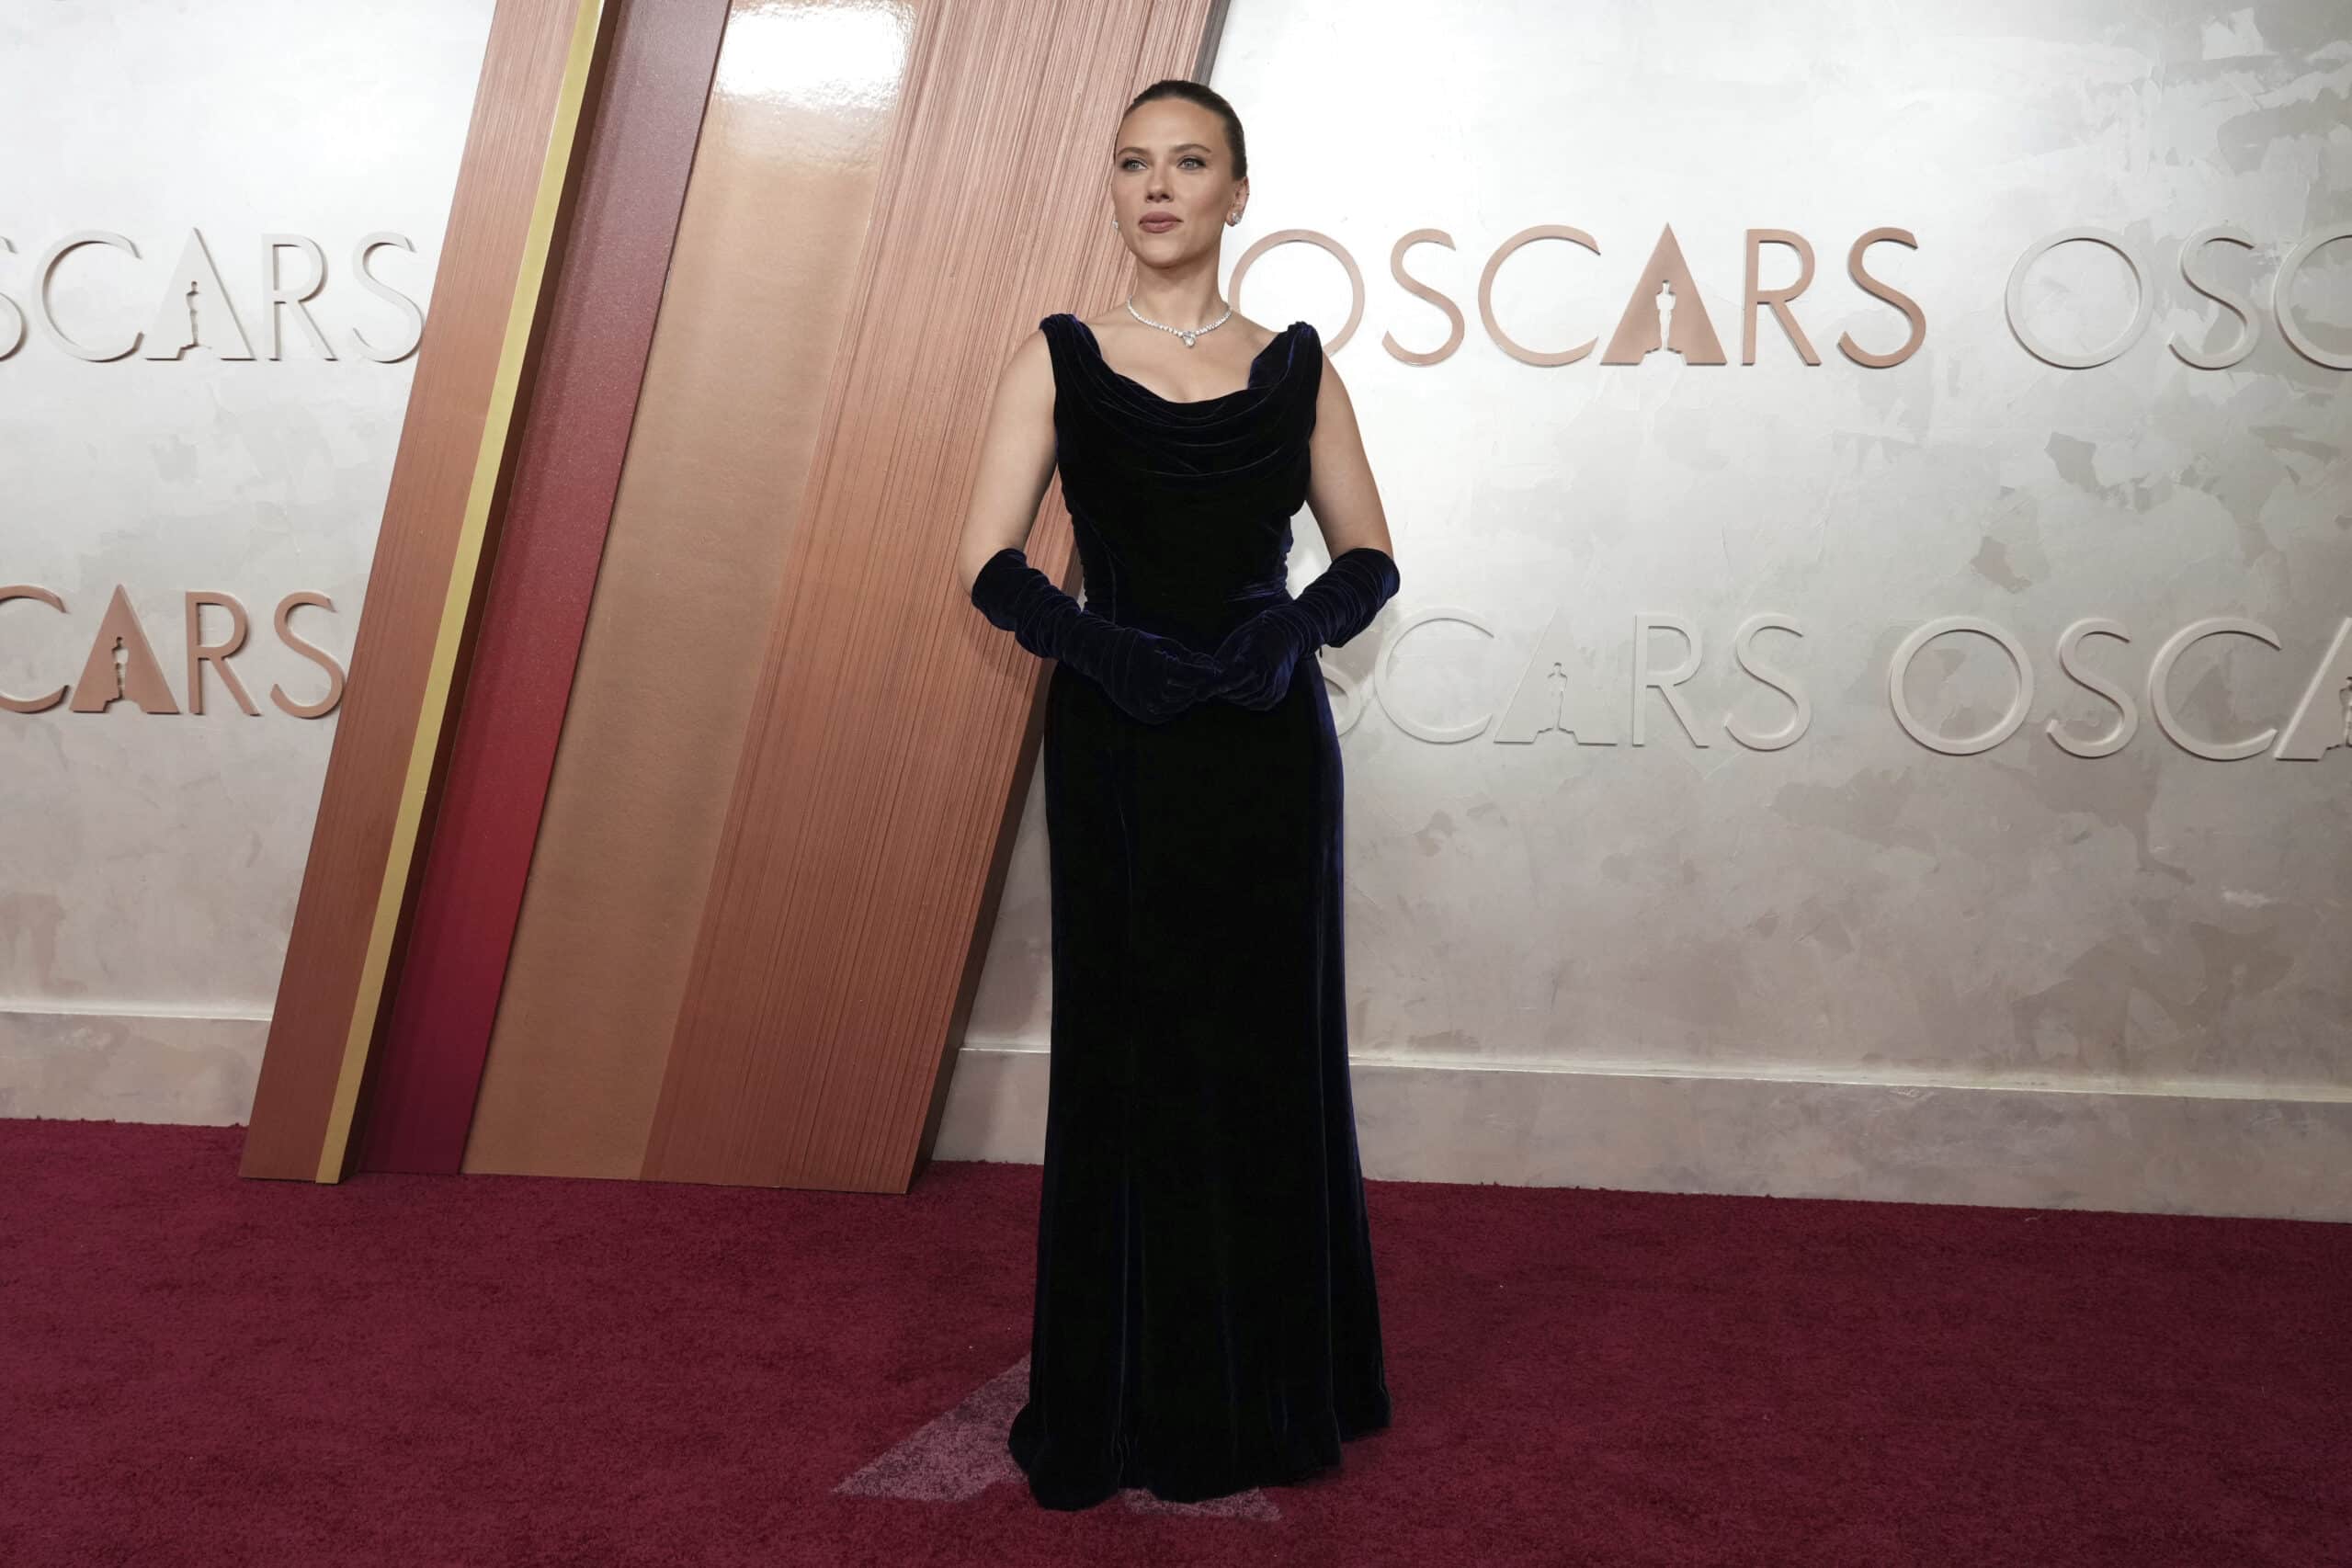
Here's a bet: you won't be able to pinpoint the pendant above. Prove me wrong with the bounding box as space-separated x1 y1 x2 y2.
1181 331 1197 347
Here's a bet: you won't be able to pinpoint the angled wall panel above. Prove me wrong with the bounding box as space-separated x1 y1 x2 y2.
241 0 618 1182
456 0 936 1179
356 0 736 1175
638 0 1227 1189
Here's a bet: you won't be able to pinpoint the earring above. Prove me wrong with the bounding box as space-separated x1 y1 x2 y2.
1111 217 1119 229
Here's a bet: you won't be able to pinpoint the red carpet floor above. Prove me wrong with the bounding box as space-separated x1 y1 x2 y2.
3 1117 2346 1567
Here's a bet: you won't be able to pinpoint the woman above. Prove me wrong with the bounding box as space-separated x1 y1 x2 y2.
954 78 1399 1511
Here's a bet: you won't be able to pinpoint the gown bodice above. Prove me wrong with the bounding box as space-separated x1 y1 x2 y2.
1040 311 1322 649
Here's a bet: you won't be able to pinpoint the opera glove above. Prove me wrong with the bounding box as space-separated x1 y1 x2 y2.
970 546 1224 723
1209 546 1400 710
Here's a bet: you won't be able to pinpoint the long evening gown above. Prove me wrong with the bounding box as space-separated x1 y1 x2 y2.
1005 312 1394 1510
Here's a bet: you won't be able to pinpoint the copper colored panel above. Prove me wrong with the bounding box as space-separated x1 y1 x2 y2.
460 0 925 1177
356 0 735 1175
239 0 615 1182
639 0 1228 1190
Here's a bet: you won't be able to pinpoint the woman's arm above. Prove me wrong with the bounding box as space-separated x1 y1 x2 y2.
1205 350 1402 710
952 327 1060 595
1302 351 1395 562
955 325 1224 723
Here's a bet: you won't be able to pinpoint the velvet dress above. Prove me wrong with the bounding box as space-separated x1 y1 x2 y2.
1005 312 1393 1510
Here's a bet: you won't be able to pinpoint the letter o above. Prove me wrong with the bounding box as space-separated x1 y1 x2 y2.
2005 227 2154 369
1889 616 2034 755
1229 229 1366 353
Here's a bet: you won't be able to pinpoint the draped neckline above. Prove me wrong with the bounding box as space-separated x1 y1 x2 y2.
1064 313 1306 407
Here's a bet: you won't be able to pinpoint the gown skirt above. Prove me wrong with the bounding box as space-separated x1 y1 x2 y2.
1004 312 1393 1510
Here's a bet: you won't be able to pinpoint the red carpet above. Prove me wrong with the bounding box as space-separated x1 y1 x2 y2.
3 1118 2346 1567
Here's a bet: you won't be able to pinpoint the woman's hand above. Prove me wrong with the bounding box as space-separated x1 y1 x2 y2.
1104 626 1227 723
970 546 1228 724
1205 550 1400 710
1206 608 1312 710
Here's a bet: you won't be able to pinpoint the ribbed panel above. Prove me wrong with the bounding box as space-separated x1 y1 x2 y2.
639 0 1226 1188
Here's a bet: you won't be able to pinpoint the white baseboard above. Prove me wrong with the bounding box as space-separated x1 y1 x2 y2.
11 1011 2346 1223
935 1041 2352 1222
0 1005 266 1125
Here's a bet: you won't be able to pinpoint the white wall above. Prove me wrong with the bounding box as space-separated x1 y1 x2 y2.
0 0 493 1119
941 0 2352 1219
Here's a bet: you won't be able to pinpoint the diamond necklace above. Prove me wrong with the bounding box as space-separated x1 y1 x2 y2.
1124 294 1233 348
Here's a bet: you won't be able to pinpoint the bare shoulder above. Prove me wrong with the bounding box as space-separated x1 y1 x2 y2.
997 323 1053 402
1312 335 1359 421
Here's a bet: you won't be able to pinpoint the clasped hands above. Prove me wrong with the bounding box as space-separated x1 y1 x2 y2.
1106 608 1312 722
970 544 1395 725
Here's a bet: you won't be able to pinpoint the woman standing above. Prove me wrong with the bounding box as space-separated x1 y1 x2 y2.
955 79 1399 1511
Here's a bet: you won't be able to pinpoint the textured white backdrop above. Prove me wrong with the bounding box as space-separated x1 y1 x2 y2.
0 0 494 1117
947 0 2352 1215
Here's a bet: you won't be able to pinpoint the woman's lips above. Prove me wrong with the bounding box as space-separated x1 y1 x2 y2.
1138 215 1181 232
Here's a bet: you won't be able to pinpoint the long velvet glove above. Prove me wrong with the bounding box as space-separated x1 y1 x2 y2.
1209 546 1400 710
970 546 1224 723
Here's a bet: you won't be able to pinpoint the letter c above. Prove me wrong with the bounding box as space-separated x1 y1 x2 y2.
0 585 70 712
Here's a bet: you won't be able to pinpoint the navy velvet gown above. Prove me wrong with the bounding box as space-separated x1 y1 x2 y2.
1005 312 1393 1509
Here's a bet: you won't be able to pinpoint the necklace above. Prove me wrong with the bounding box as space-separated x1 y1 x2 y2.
1124 294 1232 348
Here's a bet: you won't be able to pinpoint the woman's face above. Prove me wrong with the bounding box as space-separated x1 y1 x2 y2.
1110 99 1244 258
